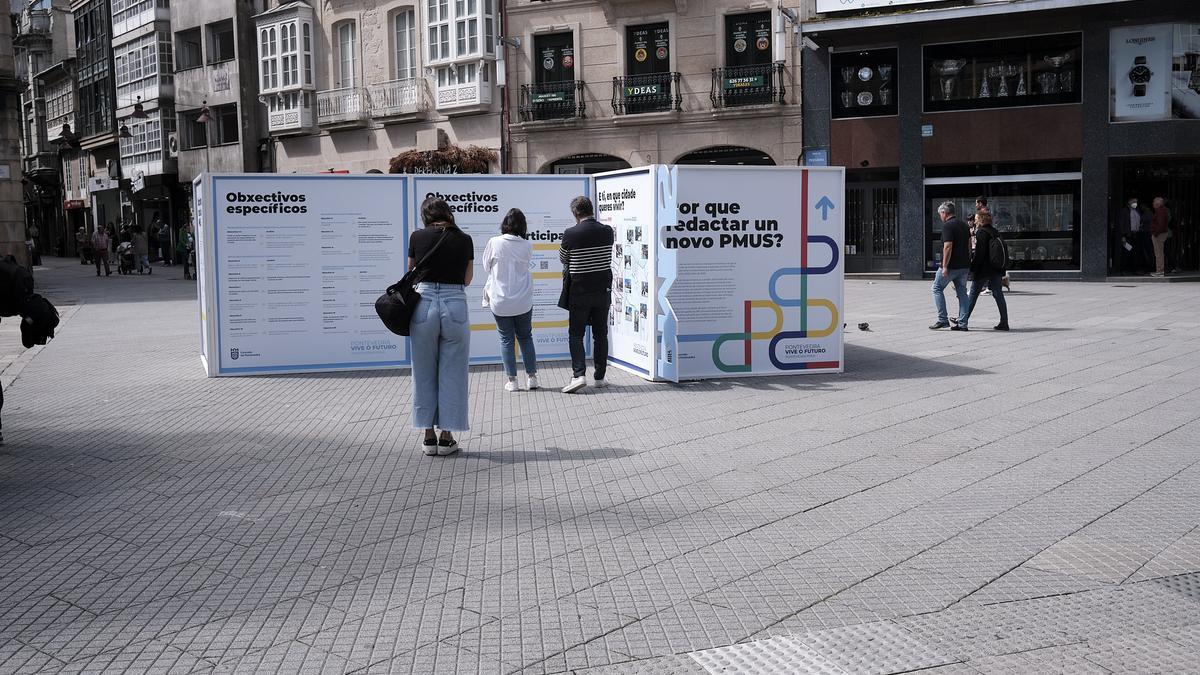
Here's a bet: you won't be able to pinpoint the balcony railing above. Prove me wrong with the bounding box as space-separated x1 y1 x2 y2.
367 78 430 120
317 87 369 127
15 9 51 44
265 92 316 135
24 151 59 176
710 63 786 108
612 72 681 115
436 80 493 111
519 80 585 122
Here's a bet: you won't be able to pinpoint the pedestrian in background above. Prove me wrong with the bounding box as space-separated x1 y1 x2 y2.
1150 196 1170 277
559 195 614 393
964 211 1009 331
482 208 539 392
91 226 111 277
409 197 474 456
157 219 172 265
976 196 1010 291
930 201 970 330
178 224 194 280
132 226 151 275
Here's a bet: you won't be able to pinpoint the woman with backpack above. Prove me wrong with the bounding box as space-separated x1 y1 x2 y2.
481 208 539 392
962 211 1009 331
409 197 474 456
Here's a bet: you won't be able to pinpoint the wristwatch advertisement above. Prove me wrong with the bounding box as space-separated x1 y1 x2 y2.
1128 55 1153 97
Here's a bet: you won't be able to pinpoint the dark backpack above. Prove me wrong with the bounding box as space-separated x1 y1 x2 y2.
988 232 1008 271
0 255 34 317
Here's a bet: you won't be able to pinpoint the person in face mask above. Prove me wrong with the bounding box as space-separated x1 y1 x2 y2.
1119 197 1152 275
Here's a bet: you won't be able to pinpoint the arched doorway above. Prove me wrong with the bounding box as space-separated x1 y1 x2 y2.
675 146 776 166
543 153 631 175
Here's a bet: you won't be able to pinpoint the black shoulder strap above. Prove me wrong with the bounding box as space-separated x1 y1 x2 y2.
412 228 451 274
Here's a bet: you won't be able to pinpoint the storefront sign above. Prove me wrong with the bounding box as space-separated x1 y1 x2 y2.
531 91 567 104
816 0 942 12
725 75 765 89
88 177 118 192
63 199 86 210
624 83 661 97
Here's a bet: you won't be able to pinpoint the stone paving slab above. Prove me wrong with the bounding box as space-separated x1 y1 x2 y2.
1 259 1199 673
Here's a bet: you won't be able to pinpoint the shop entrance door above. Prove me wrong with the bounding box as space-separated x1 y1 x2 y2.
1111 158 1199 274
845 176 900 273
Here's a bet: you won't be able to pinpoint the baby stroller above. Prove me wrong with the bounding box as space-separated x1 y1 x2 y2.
117 241 136 275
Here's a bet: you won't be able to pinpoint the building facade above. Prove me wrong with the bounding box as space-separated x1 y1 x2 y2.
112 0 179 231
73 0 122 241
504 0 803 174
253 0 502 174
1 4 29 264
13 0 74 258
170 0 266 187
800 0 1200 280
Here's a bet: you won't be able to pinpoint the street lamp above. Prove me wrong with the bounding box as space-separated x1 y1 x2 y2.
131 95 148 119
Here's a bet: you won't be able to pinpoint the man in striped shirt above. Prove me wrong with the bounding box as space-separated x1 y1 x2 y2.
559 196 615 393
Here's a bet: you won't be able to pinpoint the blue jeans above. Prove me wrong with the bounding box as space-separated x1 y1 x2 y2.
932 267 969 324
495 309 536 377
966 274 1008 327
410 283 470 431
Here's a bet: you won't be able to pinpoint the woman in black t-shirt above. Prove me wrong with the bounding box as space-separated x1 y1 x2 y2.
409 197 474 456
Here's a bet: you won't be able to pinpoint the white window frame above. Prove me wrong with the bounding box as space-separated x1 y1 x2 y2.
393 8 417 80
336 21 357 88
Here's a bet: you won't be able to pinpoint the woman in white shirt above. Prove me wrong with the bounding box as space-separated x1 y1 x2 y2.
482 209 538 391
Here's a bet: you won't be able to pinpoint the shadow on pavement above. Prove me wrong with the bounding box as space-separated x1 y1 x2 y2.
465 446 635 463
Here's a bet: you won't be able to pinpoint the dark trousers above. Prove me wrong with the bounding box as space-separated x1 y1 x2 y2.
966 274 1008 326
95 249 110 275
568 300 609 379
183 253 192 279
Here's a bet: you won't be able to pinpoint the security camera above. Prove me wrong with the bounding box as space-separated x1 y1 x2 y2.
779 6 798 23
499 36 521 49
801 36 819 51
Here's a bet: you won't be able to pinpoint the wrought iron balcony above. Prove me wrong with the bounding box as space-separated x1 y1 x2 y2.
24 151 59 177
710 63 786 108
519 80 585 122
367 78 431 120
612 72 681 115
317 87 369 127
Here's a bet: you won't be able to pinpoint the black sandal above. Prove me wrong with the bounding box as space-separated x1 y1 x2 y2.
422 437 438 456
437 437 460 456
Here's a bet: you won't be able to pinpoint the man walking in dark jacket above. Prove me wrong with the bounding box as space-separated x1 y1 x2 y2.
930 201 970 330
559 196 614 393
963 211 1009 331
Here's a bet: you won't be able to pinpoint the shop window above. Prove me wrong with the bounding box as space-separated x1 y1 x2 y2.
208 20 235 63
831 48 896 119
175 28 202 71
925 175 1081 271
923 33 1081 113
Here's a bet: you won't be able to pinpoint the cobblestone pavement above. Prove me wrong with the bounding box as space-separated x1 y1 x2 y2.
2 259 1200 673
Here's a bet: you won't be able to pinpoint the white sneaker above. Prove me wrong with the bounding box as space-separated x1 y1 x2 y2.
504 378 519 392
526 374 539 390
561 376 587 394
592 378 609 389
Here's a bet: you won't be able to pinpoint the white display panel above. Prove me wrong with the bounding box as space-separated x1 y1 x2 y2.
663 166 845 380
595 168 657 379
410 175 590 365
207 174 410 375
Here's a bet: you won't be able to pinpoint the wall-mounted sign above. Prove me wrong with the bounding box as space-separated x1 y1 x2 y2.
725 75 765 89
531 91 566 103
63 199 87 210
211 64 230 92
816 0 944 12
1110 23 1200 122
803 148 829 166
921 123 934 137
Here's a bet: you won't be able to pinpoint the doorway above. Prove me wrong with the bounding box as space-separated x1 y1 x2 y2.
845 172 900 273
1111 157 1199 274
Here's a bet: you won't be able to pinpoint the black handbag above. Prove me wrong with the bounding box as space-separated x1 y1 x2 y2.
556 269 571 310
375 229 450 336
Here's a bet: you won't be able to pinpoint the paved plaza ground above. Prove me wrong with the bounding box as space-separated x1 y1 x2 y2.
1 257 1199 673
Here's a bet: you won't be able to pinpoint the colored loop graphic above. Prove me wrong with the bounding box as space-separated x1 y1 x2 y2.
712 332 752 373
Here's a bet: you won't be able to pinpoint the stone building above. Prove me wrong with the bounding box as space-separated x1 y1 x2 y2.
253 0 502 174
0 4 29 264
171 0 267 187
72 0 122 244
503 0 804 174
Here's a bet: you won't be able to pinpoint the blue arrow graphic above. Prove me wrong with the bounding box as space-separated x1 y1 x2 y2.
815 196 835 221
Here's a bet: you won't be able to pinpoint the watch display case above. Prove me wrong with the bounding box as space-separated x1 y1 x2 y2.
926 177 1081 271
923 33 1081 112
832 48 897 119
